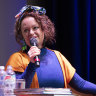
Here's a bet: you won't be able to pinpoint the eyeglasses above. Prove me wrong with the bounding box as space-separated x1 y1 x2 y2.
15 5 46 18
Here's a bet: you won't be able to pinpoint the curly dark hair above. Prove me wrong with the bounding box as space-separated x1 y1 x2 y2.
14 12 56 47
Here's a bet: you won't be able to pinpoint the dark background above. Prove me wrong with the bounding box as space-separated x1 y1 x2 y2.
26 0 96 84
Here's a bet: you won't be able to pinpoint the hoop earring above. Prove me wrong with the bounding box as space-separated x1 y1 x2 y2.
22 40 27 52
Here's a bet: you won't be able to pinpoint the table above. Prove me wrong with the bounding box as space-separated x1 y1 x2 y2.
13 88 75 96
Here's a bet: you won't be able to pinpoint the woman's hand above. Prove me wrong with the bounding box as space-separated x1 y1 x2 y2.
28 46 41 63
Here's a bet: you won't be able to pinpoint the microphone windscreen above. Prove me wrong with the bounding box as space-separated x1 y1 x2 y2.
30 37 37 46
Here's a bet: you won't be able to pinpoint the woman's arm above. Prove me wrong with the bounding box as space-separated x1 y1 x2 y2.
15 62 37 88
69 72 96 94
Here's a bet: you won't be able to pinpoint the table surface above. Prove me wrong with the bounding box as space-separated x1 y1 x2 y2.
13 88 76 96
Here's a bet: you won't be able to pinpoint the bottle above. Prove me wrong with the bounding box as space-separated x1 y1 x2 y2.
4 65 16 94
0 66 6 96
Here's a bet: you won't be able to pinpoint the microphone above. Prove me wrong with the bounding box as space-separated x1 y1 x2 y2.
30 37 40 67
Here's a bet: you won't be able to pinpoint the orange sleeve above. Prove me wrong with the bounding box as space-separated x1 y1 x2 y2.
54 50 76 87
5 52 30 72
60 52 75 83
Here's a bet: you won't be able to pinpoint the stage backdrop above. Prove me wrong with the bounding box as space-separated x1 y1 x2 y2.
0 0 26 66
27 0 96 84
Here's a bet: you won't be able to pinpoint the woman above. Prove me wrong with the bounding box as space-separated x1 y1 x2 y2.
5 5 96 94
